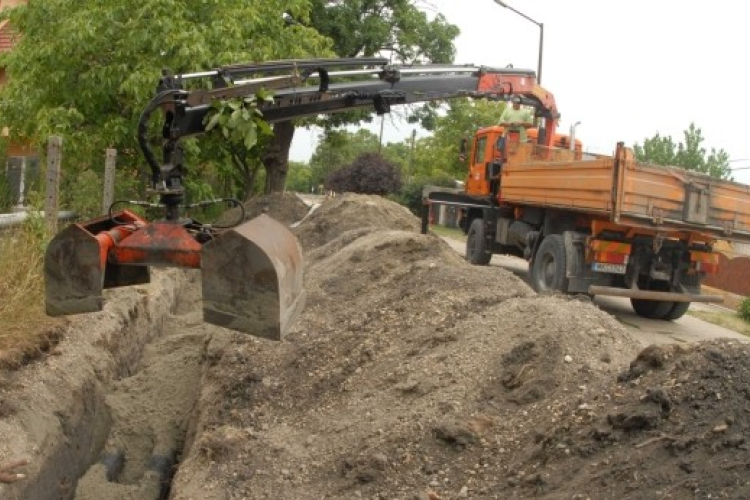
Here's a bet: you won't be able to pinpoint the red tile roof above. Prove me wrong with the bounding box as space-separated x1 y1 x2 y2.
0 20 18 53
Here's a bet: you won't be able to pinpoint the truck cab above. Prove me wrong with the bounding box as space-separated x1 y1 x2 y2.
464 126 583 197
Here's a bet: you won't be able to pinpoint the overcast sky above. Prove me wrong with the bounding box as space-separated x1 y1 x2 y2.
290 0 750 183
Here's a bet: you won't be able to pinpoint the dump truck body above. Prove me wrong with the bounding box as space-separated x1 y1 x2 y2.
424 127 750 320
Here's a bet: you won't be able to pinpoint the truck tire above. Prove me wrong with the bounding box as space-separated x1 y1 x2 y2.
530 235 569 293
632 274 698 321
630 281 673 319
466 218 492 265
662 301 690 321
661 274 699 321
630 298 674 319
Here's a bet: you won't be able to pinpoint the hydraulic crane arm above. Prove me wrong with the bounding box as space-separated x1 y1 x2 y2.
141 57 560 191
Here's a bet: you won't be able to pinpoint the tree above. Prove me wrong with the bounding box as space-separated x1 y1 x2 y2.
309 129 381 187
286 161 314 193
325 152 402 195
262 1 460 193
0 1 331 209
634 123 732 180
413 98 506 180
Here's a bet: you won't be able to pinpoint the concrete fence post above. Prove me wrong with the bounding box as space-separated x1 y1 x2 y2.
45 136 63 234
102 149 117 214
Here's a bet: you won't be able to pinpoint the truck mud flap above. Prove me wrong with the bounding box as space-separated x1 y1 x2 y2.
588 285 723 304
201 214 306 341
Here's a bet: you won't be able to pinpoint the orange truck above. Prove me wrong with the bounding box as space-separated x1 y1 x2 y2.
423 125 750 320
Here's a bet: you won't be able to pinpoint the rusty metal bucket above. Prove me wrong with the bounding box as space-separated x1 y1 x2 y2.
201 214 306 340
44 212 151 317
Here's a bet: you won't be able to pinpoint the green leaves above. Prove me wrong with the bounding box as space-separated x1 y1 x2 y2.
204 93 273 151
0 0 332 209
634 122 732 180
308 0 458 63
413 98 506 180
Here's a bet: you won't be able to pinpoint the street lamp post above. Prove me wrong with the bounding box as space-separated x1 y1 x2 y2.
569 121 581 151
493 0 544 84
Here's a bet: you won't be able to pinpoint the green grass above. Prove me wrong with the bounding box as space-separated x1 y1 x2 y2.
428 224 466 243
0 226 66 369
687 310 750 337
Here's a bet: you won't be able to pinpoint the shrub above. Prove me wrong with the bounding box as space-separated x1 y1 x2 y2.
738 297 750 322
325 152 402 195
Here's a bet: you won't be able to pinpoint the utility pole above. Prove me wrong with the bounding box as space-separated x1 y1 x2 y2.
408 129 417 183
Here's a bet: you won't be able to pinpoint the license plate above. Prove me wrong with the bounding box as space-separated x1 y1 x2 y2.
592 262 627 274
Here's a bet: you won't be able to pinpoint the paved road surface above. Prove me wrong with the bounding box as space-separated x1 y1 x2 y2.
440 236 748 347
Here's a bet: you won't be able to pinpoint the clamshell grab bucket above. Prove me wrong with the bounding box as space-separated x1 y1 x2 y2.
45 211 305 340
44 211 151 317
202 214 306 340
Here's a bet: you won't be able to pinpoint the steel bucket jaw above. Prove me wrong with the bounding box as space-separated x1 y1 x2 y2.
201 214 306 340
44 224 107 316
44 219 151 317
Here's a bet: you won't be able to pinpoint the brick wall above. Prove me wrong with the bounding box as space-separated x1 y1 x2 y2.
704 254 750 297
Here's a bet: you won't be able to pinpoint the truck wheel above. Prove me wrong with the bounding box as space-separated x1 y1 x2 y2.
630 281 674 319
530 235 569 293
466 219 492 265
663 301 690 321
660 274 699 321
630 298 674 319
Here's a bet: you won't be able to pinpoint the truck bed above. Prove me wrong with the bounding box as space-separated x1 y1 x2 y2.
499 143 750 243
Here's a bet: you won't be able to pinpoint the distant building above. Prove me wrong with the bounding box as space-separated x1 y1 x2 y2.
0 0 37 209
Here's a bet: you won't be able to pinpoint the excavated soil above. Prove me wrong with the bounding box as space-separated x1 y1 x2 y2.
168 193 750 499
215 192 311 228
4 193 750 499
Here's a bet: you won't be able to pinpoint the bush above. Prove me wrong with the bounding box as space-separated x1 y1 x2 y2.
738 297 750 322
325 152 401 195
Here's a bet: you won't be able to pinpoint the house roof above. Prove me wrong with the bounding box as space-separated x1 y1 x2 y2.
0 20 18 53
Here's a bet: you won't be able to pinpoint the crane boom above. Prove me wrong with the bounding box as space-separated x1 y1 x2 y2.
140 58 559 190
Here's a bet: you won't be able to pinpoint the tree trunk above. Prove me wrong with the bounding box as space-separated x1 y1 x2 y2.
263 121 296 194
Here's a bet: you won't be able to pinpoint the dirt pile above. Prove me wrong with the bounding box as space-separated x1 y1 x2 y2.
2 192 746 499
293 193 420 251
169 194 664 500
504 339 750 499
215 192 311 227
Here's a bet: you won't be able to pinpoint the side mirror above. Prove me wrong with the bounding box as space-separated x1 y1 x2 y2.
495 136 506 152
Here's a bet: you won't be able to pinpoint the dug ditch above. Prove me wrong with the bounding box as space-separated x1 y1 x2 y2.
0 269 220 500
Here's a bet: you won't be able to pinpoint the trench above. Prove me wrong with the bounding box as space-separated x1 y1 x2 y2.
6 271 213 500
71 281 209 500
